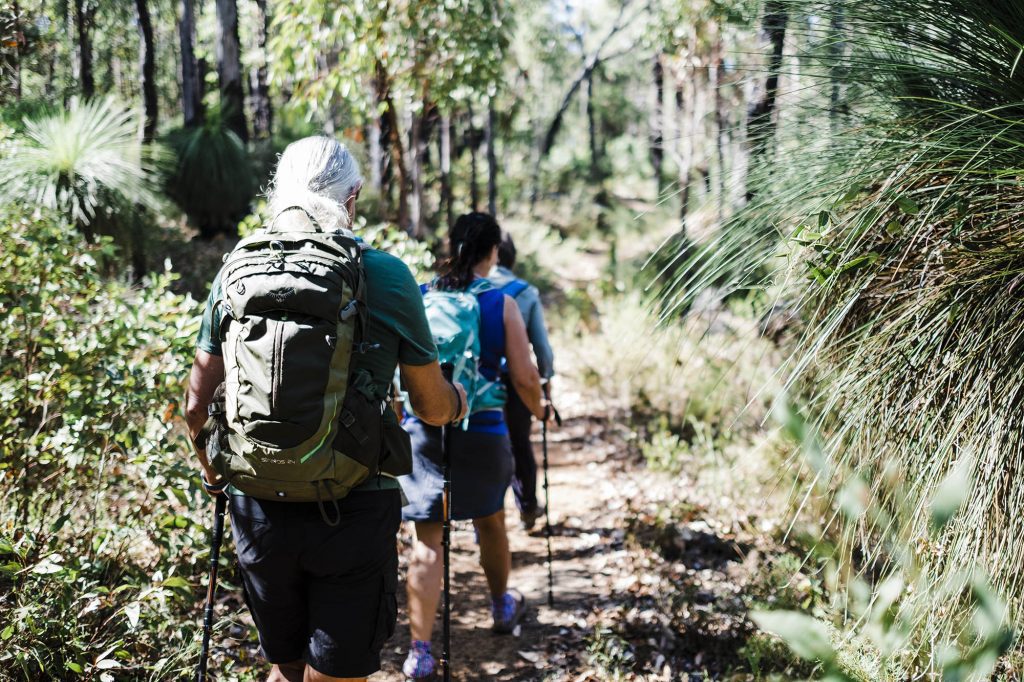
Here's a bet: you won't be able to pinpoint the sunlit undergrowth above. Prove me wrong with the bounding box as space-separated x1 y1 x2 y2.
654 0 1024 675
0 208 206 680
560 291 778 448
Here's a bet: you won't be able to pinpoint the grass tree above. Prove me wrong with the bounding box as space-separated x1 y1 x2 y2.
0 98 159 273
661 0 1024 672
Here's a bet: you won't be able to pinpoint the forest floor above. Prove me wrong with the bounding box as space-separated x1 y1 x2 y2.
371 412 797 681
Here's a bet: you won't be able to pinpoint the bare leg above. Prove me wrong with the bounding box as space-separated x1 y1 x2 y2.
305 667 366 682
473 510 510 600
268 661 304 682
407 521 444 643
267 655 369 681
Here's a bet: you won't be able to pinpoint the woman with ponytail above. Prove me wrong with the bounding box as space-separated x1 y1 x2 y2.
399 212 545 680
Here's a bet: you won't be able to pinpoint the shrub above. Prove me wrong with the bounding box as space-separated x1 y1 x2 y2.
0 207 208 679
561 292 777 441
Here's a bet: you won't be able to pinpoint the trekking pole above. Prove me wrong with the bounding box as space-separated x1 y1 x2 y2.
198 491 227 682
541 386 562 609
439 363 456 682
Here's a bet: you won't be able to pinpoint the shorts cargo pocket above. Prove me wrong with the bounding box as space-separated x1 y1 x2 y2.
371 571 398 652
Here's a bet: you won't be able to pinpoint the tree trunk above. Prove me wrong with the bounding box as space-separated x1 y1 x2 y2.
377 62 410 231
651 53 664 194
675 83 691 239
215 0 247 141
179 0 202 126
2 3 21 100
409 105 430 237
252 0 273 139
467 103 479 211
745 0 788 201
439 113 453 227
586 71 600 181
486 100 497 216
371 65 392 217
74 0 95 98
134 0 157 142
711 38 727 222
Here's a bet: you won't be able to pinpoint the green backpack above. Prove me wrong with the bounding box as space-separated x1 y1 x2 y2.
209 209 387 515
420 279 507 424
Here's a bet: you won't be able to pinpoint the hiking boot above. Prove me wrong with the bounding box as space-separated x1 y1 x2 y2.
402 640 436 680
520 504 545 531
491 589 528 634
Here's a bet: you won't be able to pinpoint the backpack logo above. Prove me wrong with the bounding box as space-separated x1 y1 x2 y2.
269 287 295 304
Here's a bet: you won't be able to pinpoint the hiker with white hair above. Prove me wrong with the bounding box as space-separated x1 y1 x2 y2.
185 135 468 682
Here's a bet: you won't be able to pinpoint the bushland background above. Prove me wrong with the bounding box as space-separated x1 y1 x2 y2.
1 0 1022 679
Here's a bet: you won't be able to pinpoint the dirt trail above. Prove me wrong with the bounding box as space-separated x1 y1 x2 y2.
375 416 637 681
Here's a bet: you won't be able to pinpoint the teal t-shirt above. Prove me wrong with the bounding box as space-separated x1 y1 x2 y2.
196 245 437 492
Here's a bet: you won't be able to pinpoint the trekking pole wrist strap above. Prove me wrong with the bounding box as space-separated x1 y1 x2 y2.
449 382 463 425
201 472 228 494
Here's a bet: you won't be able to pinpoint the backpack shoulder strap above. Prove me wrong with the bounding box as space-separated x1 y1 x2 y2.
500 278 530 299
468 278 495 295
475 288 506 372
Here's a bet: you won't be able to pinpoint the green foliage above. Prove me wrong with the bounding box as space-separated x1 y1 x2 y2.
586 626 637 680
0 207 206 679
164 112 256 237
751 399 1017 680
0 98 160 243
659 0 1024 669
358 219 435 280
272 0 511 120
564 292 775 438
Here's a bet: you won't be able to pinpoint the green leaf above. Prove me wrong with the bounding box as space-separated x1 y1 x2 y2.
837 252 880 274
931 458 973 531
66 662 83 674
125 602 141 629
750 610 836 663
839 183 863 204
896 196 920 215
837 477 869 519
1 625 13 640
162 576 190 590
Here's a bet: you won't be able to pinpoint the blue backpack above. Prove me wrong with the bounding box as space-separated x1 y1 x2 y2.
421 280 507 424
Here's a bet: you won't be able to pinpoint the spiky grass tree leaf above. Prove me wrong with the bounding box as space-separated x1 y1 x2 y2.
656 0 1024 670
0 98 158 235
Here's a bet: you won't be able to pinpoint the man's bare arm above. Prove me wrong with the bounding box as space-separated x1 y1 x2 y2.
185 349 225 487
400 360 468 426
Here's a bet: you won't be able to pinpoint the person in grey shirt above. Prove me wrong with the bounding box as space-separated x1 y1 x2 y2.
490 232 555 529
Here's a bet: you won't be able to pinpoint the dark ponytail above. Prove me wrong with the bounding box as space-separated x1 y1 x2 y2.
436 212 503 291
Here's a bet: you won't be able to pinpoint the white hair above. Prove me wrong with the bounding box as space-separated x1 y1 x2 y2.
267 135 363 230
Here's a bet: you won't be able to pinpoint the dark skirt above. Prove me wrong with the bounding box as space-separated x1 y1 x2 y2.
399 418 514 522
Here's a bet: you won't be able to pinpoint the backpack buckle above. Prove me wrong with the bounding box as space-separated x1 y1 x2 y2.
355 342 381 354
339 300 359 322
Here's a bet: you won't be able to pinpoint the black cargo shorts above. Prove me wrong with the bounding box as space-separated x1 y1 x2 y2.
229 488 401 678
